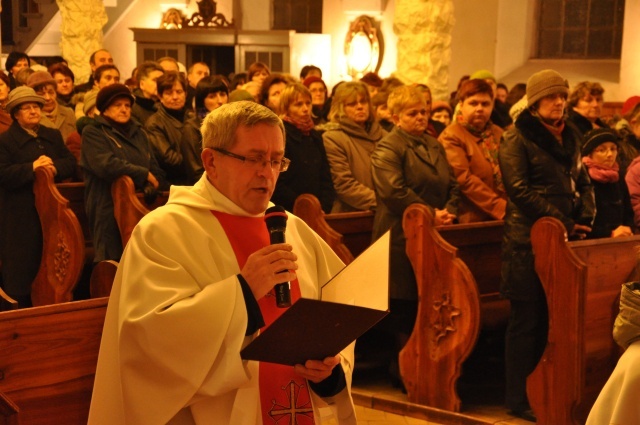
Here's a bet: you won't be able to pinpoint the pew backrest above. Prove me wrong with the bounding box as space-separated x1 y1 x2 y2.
111 176 169 248
530 217 640 425
32 167 85 306
401 203 482 411
0 297 108 425
293 194 374 265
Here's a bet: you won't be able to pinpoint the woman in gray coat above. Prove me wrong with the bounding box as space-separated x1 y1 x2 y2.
322 81 385 212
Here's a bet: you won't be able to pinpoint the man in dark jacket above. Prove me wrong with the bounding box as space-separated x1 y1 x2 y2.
131 61 164 126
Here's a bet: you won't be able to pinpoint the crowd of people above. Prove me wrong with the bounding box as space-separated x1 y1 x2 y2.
1 48 640 423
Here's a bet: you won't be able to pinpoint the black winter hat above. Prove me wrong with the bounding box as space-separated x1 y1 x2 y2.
581 128 619 156
96 83 134 113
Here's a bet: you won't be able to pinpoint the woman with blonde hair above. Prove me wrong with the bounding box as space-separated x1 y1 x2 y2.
370 84 459 385
271 83 335 212
322 81 385 212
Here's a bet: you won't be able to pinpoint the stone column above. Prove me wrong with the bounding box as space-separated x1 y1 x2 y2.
56 0 108 83
393 0 455 100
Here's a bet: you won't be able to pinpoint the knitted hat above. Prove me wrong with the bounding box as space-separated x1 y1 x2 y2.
470 69 496 82
581 128 619 156
229 89 255 103
302 75 325 89
96 84 134 113
83 89 99 115
26 71 56 90
526 69 569 107
5 86 45 114
621 96 640 117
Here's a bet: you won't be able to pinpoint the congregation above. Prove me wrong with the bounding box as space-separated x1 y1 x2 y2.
1 48 640 424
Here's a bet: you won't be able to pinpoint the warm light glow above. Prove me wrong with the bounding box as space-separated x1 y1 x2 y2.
290 33 333 84
347 32 373 73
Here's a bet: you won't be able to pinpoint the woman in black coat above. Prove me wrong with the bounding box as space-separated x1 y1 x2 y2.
273 83 335 213
498 70 596 422
581 128 634 239
81 84 167 263
0 87 76 307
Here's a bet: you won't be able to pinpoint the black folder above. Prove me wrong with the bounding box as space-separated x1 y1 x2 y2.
240 231 390 366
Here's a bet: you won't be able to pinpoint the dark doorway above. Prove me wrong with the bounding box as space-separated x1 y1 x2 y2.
187 45 235 79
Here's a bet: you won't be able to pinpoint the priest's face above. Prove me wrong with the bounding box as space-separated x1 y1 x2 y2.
205 123 285 215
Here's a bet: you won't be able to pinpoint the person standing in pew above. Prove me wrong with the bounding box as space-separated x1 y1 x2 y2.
81 84 168 264
438 79 506 223
272 83 335 213
323 81 386 212
0 87 76 307
370 85 459 386
498 69 596 422
581 128 634 239
88 101 356 424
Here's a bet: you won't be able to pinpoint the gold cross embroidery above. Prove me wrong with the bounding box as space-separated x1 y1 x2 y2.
268 380 314 424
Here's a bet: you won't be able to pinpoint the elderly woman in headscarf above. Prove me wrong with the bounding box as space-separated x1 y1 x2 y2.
498 69 596 422
438 78 506 223
322 81 386 212
81 84 167 264
0 87 76 307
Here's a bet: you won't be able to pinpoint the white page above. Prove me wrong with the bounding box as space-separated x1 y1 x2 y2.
320 231 390 312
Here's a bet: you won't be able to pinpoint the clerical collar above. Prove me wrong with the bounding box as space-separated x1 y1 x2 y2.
202 175 267 218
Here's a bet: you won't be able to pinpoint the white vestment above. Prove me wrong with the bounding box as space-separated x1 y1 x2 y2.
88 175 356 425
586 341 640 425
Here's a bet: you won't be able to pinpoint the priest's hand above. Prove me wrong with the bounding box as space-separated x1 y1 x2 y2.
241 243 298 300
294 355 340 383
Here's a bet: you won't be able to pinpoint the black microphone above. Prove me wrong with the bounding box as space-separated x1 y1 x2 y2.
264 205 291 308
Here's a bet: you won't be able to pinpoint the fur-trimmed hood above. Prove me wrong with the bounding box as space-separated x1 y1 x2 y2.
514 108 580 168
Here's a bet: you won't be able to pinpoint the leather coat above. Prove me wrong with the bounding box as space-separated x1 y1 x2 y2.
498 109 595 300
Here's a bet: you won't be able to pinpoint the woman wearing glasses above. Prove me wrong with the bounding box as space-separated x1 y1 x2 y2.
580 128 633 239
0 87 76 307
81 84 167 264
270 83 335 213
322 81 385 212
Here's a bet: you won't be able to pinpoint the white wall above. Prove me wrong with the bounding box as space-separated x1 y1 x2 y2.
620 0 640 98
448 0 499 92
494 0 535 79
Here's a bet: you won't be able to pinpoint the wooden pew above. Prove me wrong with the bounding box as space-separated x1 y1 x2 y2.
111 176 169 249
0 297 108 425
32 167 85 306
293 194 374 265
400 203 506 412
529 217 640 425
0 288 17 312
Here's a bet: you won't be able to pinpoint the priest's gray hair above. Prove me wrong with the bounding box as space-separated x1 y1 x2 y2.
201 100 285 150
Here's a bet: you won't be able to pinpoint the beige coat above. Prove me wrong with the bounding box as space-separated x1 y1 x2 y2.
322 118 385 212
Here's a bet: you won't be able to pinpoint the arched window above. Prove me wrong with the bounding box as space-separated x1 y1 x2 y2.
537 0 625 58
272 0 322 33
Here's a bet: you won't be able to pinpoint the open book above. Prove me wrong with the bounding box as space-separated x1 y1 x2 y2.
240 232 390 366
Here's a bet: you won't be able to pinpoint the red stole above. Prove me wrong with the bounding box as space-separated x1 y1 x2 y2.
211 211 315 425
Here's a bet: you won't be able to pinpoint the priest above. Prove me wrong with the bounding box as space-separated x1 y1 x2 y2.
89 101 356 424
